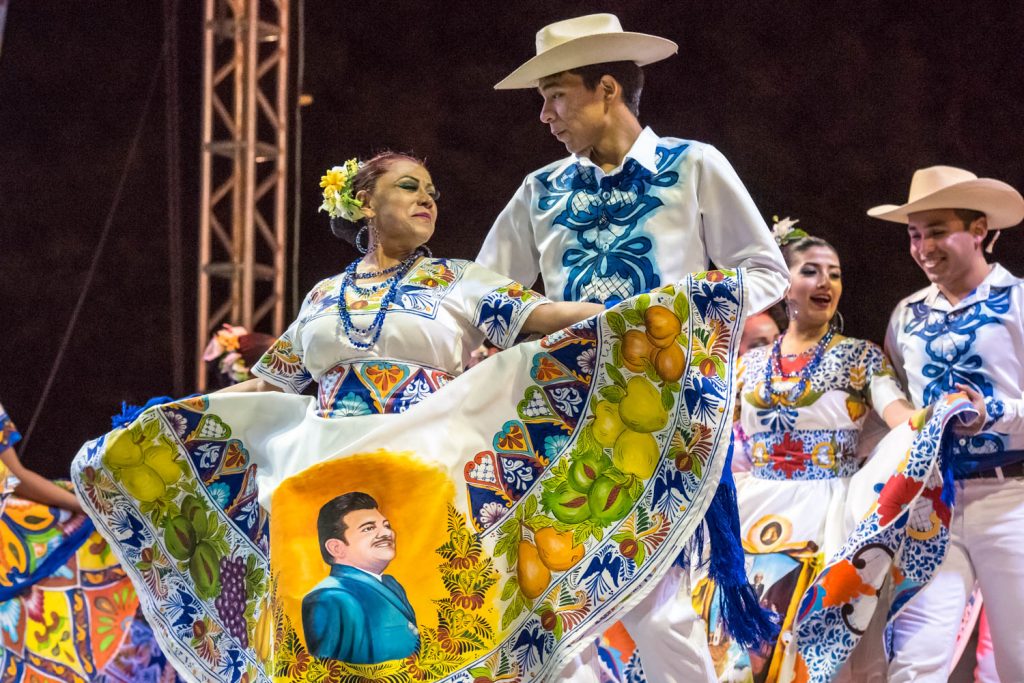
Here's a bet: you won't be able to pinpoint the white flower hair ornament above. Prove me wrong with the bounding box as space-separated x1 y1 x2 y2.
771 215 809 247
319 158 366 222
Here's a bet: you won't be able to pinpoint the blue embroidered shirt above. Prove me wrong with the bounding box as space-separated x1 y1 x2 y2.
478 128 787 314
886 263 1024 476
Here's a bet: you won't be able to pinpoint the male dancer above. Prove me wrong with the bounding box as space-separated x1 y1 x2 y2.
872 165 1024 682
478 13 788 682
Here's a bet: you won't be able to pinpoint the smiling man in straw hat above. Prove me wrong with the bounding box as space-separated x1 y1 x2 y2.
476 12 787 683
872 165 1024 682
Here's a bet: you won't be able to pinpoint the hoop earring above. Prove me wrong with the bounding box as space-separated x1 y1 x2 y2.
355 225 369 254
783 299 799 321
831 310 845 334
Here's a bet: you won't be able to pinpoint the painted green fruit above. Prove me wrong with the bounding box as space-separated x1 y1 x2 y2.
104 431 144 468
164 515 197 561
118 464 166 502
180 495 209 538
588 475 636 525
568 453 610 493
542 486 592 524
618 376 668 433
190 542 221 599
612 430 660 479
592 401 626 448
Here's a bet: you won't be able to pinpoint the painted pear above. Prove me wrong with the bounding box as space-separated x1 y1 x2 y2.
592 400 626 448
143 442 184 484
618 376 668 433
622 330 655 372
517 541 551 599
613 430 660 479
644 305 682 348
104 430 144 468
654 343 685 383
535 527 585 571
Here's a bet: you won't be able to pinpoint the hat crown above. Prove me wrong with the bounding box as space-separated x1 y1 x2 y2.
535 13 624 55
908 165 979 203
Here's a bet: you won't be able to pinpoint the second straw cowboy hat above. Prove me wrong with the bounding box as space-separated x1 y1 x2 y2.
494 14 678 90
867 165 1024 229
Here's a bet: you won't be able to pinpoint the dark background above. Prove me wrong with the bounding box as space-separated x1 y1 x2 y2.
2 1 1023 478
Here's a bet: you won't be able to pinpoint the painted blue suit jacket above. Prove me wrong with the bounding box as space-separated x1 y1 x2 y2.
301 563 418 664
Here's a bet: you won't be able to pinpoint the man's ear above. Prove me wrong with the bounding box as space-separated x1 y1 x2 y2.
599 75 619 101
970 215 989 244
324 538 347 562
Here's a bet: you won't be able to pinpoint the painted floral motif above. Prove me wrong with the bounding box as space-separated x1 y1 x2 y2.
792 394 975 681
536 144 689 302
739 339 900 481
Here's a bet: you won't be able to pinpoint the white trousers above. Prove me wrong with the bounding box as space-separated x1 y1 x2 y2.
889 476 1024 682
561 565 716 683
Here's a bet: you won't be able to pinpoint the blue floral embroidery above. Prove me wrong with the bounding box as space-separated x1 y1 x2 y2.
537 144 688 302
903 287 1010 463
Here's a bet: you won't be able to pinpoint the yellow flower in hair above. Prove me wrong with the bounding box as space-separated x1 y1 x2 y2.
318 158 365 221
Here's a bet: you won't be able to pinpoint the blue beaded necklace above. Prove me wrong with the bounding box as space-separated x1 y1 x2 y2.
338 249 424 350
762 327 835 403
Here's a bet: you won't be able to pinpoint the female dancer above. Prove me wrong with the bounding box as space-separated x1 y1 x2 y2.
696 232 916 681
226 151 601 406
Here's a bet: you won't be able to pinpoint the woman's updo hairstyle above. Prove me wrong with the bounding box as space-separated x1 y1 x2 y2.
329 151 425 244
780 235 838 269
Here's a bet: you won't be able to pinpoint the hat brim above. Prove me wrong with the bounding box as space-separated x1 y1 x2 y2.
494 32 678 90
867 179 1024 230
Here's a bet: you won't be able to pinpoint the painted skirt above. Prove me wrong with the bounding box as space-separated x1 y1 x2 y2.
71 272 745 683
0 487 182 682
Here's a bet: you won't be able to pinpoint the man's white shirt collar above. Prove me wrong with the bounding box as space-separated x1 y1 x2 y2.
911 263 1024 310
548 126 661 182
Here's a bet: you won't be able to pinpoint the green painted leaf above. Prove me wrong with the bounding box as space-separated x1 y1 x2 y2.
636 294 651 315
529 515 554 530
605 363 627 389
501 576 519 601
606 311 626 337
623 308 643 326
673 294 690 325
524 496 538 518
661 386 674 411
612 341 623 367
600 385 625 403
643 359 660 384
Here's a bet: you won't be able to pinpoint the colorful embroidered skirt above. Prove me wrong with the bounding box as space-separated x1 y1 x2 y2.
0 489 181 682
71 272 745 682
693 396 973 682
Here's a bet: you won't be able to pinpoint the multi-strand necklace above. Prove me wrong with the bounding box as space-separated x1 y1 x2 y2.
338 248 424 349
762 327 835 403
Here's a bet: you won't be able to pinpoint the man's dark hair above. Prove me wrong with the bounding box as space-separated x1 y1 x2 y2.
954 208 986 229
568 61 645 116
316 491 379 564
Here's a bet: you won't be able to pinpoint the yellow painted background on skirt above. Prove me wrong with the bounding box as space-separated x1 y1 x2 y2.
270 450 456 646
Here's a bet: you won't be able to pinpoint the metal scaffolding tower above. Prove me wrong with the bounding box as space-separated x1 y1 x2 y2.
197 0 289 389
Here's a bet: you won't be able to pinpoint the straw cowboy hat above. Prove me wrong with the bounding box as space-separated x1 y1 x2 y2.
494 14 678 90
868 165 1024 229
